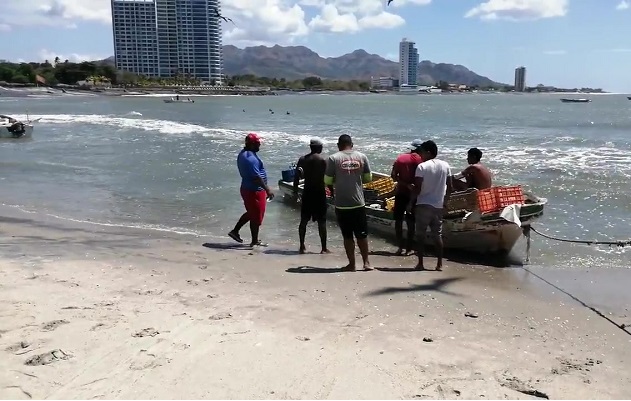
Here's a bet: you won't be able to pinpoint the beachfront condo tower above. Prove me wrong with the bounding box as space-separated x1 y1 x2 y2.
111 0 223 84
514 66 526 92
399 38 419 86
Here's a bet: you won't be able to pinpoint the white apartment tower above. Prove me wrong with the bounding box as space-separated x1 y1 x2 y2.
111 0 223 83
399 38 419 86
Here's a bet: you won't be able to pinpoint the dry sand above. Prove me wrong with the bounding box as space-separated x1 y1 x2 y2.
1 208 630 400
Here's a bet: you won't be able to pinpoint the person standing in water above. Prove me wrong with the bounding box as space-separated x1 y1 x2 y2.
229 133 274 247
324 134 373 271
293 138 331 254
390 139 424 256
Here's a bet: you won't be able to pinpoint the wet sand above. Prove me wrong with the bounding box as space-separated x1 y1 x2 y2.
1 206 630 399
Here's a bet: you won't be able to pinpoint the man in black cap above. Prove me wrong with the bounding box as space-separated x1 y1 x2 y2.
294 138 331 254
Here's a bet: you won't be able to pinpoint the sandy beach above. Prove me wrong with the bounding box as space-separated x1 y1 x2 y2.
1 206 630 400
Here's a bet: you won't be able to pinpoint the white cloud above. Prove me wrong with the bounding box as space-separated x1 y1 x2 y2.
465 0 569 21
306 0 407 34
543 50 567 55
37 49 106 64
0 0 415 48
0 0 110 29
616 0 629 10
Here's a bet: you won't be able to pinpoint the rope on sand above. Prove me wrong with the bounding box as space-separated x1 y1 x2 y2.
521 225 631 336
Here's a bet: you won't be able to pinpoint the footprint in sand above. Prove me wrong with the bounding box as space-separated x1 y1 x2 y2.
5 341 31 354
132 328 160 338
209 312 232 321
24 349 72 366
41 320 69 332
129 351 169 370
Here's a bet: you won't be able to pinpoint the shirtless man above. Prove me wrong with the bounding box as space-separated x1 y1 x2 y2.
294 138 331 254
453 148 492 191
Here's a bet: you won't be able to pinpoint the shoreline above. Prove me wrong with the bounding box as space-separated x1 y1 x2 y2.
1 205 630 399
2 85 625 99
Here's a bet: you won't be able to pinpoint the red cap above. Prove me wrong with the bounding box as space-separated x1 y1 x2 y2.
246 133 261 143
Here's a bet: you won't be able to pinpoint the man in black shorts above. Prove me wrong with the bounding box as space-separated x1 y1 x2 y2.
324 134 373 271
293 138 331 254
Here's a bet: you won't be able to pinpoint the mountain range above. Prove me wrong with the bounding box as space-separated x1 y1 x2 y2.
101 45 500 87
223 45 499 87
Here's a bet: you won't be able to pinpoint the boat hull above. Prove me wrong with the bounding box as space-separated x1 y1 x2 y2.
163 99 194 103
0 124 33 139
278 178 546 255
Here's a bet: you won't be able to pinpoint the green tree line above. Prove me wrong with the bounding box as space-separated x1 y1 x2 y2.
0 59 371 91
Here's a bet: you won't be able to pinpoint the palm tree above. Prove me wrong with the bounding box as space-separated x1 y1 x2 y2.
54 56 60 66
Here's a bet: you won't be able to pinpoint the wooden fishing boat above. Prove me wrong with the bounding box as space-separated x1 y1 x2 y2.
560 98 591 103
278 171 547 256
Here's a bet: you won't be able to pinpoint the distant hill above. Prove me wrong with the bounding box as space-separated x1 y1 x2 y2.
222 45 500 86
101 45 500 86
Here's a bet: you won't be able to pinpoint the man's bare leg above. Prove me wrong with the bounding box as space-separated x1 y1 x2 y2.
298 218 308 254
405 214 416 255
229 213 249 243
342 238 356 271
394 218 404 255
249 222 261 246
434 234 444 271
415 235 426 270
317 220 330 254
357 237 372 270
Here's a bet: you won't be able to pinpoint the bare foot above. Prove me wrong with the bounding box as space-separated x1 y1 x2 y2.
341 264 356 272
395 248 404 256
435 265 443 271
404 249 414 256
299 246 306 254
363 262 373 271
320 248 331 254
414 263 425 271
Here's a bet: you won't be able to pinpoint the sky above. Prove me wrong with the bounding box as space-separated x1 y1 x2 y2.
1 0 630 92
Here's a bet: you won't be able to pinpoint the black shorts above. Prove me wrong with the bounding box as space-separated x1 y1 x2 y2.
301 190 328 222
335 207 368 240
393 192 415 221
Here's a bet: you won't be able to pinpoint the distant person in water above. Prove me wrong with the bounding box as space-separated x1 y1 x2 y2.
229 133 274 247
294 138 330 254
409 140 452 271
324 134 373 271
452 148 492 191
390 139 424 256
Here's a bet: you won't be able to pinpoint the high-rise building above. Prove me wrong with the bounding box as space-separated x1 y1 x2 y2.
399 38 419 86
111 0 223 84
514 66 526 92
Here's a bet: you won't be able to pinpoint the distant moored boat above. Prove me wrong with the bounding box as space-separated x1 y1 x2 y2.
560 98 591 103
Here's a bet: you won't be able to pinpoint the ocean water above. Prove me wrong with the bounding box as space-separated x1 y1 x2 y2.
1 93 630 269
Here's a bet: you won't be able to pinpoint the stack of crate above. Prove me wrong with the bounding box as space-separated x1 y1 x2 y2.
363 177 396 197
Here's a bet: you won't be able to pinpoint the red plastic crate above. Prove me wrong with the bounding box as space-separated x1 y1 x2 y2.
476 188 499 214
494 185 525 208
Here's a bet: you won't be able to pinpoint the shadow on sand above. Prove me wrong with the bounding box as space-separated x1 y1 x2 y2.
202 242 251 250
364 277 463 297
370 246 522 268
286 266 372 274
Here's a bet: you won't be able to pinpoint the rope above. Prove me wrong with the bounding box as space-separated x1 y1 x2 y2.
522 225 630 336
529 226 631 247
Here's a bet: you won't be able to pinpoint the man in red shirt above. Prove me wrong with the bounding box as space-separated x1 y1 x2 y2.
390 139 424 255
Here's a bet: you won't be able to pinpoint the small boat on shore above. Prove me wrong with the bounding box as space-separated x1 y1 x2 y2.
627 96 631 100
163 97 195 103
560 98 591 103
278 171 547 257
0 115 34 138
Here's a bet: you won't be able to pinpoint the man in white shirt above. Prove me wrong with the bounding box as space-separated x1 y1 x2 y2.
407 140 452 271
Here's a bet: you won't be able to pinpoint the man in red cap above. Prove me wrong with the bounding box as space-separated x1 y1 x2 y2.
229 133 274 246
